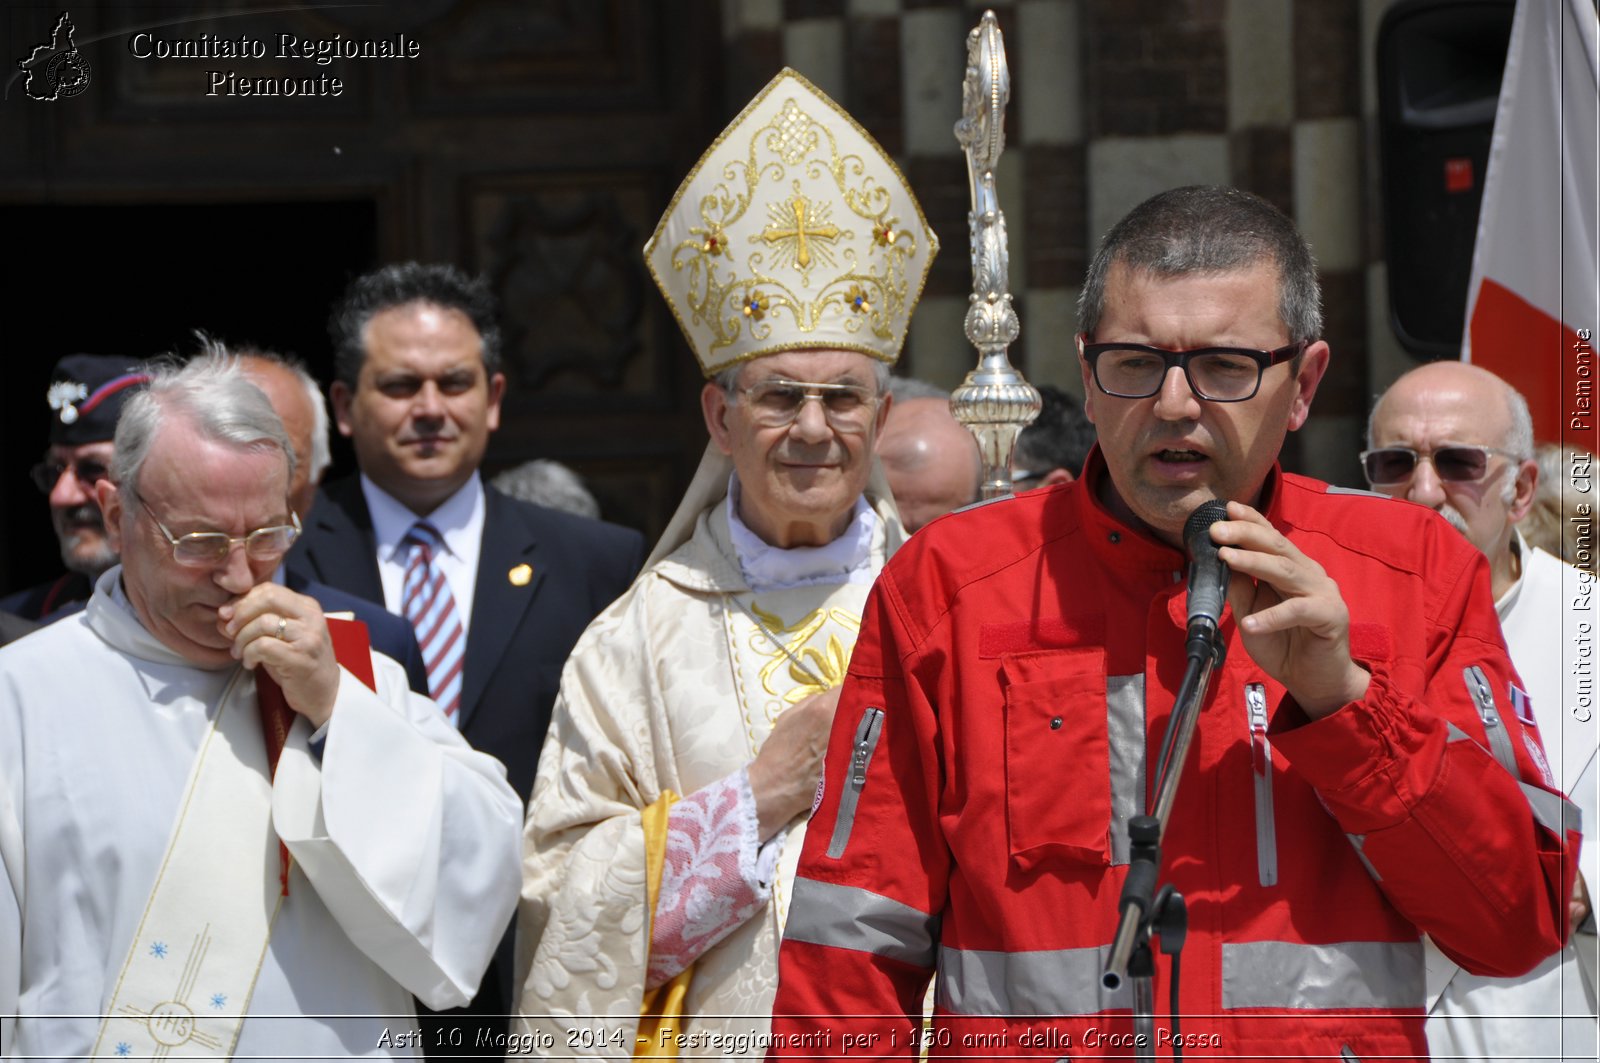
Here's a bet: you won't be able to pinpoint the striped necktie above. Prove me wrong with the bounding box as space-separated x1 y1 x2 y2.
401 521 466 722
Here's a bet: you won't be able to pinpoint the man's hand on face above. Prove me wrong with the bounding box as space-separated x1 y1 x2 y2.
219 586 341 728
1212 501 1371 720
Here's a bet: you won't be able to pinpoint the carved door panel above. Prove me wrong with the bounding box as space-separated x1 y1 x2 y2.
0 1 722 588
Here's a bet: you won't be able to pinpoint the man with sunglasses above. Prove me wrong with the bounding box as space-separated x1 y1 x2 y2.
1 354 151 621
516 70 933 1057
0 354 521 1057
1368 360 1597 1061
770 186 1576 1060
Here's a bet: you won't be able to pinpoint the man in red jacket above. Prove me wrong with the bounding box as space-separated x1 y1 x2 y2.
769 186 1578 1061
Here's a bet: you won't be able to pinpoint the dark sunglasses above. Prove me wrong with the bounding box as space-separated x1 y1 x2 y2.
29 458 109 494
1359 444 1519 487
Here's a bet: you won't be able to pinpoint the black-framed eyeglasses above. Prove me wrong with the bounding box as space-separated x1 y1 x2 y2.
144 504 302 568
1077 332 1305 403
29 458 109 494
731 378 880 434
1360 444 1519 487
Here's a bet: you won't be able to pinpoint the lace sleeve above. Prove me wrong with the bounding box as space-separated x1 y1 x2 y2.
646 767 779 988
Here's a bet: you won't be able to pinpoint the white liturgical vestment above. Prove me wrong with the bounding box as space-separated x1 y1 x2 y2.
1425 536 1599 1062
0 568 522 1058
516 491 898 1059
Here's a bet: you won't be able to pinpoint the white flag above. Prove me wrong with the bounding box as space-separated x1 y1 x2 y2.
1463 0 1598 445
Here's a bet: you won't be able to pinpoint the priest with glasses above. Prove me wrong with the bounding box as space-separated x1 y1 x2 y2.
0 354 521 1058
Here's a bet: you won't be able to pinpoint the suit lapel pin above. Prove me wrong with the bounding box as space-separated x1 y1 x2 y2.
509 563 533 587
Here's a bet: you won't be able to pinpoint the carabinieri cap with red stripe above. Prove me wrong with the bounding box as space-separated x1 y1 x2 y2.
45 353 153 446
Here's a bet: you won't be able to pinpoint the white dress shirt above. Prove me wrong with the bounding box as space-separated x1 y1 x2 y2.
360 473 486 640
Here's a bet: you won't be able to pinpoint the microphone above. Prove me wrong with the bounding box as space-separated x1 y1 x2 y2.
1183 500 1230 655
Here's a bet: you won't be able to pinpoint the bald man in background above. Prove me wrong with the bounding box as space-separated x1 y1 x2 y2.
878 392 980 533
1366 359 1597 1061
237 345 430 695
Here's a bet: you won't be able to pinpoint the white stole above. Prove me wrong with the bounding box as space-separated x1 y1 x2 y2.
90 666 287 1060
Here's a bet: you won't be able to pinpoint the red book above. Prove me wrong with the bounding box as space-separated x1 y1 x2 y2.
257 616 376 893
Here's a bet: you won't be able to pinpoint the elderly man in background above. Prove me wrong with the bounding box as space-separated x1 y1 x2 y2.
0 355 521 1057
490 458 602 520
237 344 430 694
1366 360 1597 1061
1523 442 1596 565
515 68 934 1058
878 379 980 533
2 354 150 620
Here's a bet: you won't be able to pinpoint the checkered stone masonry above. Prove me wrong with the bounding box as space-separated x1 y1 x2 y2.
719 0 1379 484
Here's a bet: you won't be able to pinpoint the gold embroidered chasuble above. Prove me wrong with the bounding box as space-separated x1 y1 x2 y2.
516 498 898 1059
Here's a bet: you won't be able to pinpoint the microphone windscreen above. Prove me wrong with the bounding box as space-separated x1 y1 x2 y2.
1183 500 1231 633
1183 499 1230 560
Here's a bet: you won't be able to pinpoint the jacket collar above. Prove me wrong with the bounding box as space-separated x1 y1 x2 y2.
1072 446 1286 575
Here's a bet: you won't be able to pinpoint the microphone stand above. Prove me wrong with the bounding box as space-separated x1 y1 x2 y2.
1102 624 1225 1062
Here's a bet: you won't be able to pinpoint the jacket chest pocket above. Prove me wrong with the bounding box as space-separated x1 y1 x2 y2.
1001 648 1127 871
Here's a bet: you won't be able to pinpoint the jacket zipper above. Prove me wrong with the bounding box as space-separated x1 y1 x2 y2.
826 706 884 859
1246 683 1277 887
1463 665 1518 774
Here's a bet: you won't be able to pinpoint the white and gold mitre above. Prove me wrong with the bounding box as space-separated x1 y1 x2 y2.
645 68 938 378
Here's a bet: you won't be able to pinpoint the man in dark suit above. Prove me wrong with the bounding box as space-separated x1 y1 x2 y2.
285 262 644 1055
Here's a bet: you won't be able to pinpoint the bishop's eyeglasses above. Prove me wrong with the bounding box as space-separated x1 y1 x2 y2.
731 379 881 433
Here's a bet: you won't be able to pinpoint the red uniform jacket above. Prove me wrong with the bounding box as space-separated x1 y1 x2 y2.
769 456 1577 1062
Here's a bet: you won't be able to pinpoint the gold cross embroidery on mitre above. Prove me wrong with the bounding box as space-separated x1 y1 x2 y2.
762 194 840 271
